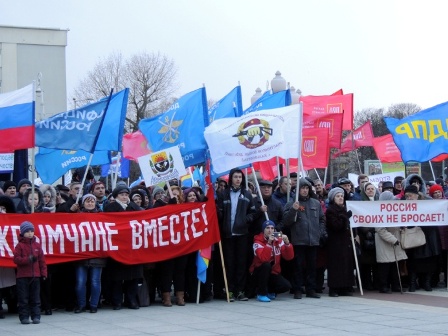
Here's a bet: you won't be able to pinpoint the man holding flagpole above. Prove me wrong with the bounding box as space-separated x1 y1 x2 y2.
283 178 325 299
216 168 256 302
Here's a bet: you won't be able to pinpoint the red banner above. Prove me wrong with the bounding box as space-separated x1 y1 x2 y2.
0 187 220 268
303 113 343 148
372 134 402 163
300 93 354 130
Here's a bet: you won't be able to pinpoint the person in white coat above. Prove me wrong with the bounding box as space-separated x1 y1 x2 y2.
375 191 407 293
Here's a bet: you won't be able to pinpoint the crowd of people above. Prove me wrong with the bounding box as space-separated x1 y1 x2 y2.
1 168 448 324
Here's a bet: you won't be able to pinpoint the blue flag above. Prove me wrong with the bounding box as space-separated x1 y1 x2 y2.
35 148 111 184
242 89 291 115
36 89 129 152
101 156 130 178
385 101 448 163
139 88 208 166
208 86 243 123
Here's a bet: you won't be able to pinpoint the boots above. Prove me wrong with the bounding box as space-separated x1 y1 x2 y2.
408 272 417 292
176 291 185 306
424 273 433 291
162 292 172 307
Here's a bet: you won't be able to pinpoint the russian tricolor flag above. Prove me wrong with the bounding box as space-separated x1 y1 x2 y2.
0 84 35 152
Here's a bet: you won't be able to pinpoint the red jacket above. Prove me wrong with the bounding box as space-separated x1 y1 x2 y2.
13 236 47 279
249 232 294 275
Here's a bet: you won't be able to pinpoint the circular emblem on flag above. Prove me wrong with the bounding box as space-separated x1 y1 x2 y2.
234 118 272 149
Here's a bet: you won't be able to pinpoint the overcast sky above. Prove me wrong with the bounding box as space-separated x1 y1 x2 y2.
2 0 448 112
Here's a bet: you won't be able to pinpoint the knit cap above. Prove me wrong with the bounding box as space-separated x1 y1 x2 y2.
262 220 275 231
152 186 164 198
328 187 344 203
20 221 35 235
17 179 32 191
82 193 96 204
429 184 443 197
2 180 16 192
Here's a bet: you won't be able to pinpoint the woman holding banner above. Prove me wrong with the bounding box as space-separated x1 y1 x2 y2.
156 185 189 307
104 184 143 310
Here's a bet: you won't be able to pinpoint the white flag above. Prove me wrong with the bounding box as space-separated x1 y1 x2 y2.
204 105 301 174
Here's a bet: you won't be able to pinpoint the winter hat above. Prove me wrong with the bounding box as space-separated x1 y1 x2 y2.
262 220 275 231
17 179 32 191
20 221 34 235
379 191 395 201
112 185 130 198
152 186 164 198
394 176 404 184
404 185 419 195
435 177 444 185
258 180 273 187
82 193 96 204
429 184 443 197
2 180 16 192
382 181 394 191
328 187 344 203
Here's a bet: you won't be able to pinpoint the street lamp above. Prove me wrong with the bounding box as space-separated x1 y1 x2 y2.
270 70 287 93
35 72 45 120
251 87 262 105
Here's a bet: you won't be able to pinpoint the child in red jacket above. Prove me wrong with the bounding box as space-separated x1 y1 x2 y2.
13 221 47 325
249 220 294 302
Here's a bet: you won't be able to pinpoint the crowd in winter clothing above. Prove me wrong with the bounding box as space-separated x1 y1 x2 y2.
1 169 448 324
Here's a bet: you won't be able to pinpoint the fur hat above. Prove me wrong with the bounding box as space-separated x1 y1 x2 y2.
394 176 404 184
2 180 16 193
382 181 394 190
404 185 419 195
262 220 275 231
20 221 34 235
328 187 345 203
112 185 130 198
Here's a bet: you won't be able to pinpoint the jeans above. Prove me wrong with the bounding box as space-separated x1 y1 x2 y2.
75 265 102 309
293 245 317 292
16 277 41 321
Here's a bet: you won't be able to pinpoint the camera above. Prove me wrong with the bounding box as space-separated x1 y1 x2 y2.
273 232 282 238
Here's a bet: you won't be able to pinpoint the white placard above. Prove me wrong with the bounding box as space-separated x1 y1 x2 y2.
138 146 186 187
0 153 14 173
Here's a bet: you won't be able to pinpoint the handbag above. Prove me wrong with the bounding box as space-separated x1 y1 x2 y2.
400 226 426 249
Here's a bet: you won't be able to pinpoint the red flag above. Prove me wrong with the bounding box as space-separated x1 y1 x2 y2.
300 93 354 130
122 130 151 161
372 134 402 163
331 89 343 95
431 154 448 162
300 128 330 170
303 113 343 148
334 121 374 157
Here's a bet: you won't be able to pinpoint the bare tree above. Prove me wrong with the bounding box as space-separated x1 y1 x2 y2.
72 51 178 132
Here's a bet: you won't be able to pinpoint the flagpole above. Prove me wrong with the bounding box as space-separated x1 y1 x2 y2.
429 161 436 181
31 147 36 213
189 166 195 186
251 169 269 220
296 103 303 203
355 149 362 173
76 153 94 204
286 159 290 203
323 167 328 186
218 241 230 303
350 227 363 295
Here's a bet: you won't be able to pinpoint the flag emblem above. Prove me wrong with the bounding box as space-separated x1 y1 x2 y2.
233 118 273 149
150 151 174 176
157 113 183 143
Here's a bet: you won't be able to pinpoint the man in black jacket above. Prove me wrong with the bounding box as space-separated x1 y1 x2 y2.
216 168 255 302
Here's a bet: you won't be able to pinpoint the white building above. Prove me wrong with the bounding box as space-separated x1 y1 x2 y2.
0 25 68 119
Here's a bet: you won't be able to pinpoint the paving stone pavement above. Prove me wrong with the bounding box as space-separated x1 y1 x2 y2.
1 288 448 335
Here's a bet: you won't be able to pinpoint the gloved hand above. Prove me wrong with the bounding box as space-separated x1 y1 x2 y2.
347 210 353 218
394 240 400 246
29 255 37 262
